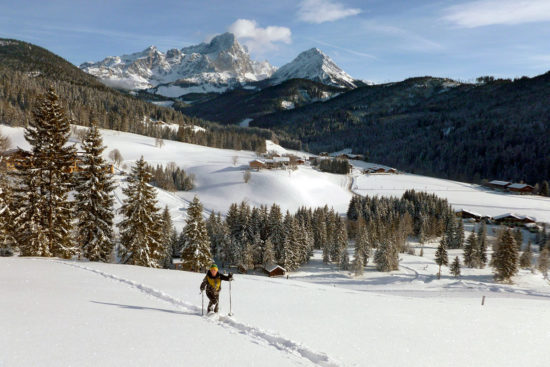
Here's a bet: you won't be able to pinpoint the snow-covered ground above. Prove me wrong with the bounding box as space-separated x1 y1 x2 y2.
351 171 550 223
3 124 550 366
3 251 550 367
3 124 550 229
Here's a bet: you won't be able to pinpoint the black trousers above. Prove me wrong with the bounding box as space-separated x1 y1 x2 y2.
206 290 219 312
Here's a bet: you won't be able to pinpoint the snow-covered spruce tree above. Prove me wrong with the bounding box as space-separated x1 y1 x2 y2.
454 219 465 249
492 229 519 283
282 211 298 271
519 241 533 269
477 222 488 268
118 156 164 267
262 237 275 266
435 235 449 279
160 206 176 268
374 238 398 272
538 247 549 278
75 123 115 262
463 230 477 268
16 87 77 258
353 247 364 276
450 256 461 278
0 166 16 256
340 247 350 270
180 196 212 272
268 204 285 263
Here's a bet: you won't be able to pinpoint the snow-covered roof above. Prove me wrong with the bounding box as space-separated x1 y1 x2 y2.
273 157 290 163
489 180 510 186
493 213 536 222
458 209 483 217
508 183 533 189
266 265 286 273
250 159 266 164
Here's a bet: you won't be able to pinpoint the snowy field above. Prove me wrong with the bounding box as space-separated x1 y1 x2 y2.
2 253 550 367
1 124 351 232
351 171 550 223
3 124 550 366
4 123 549 229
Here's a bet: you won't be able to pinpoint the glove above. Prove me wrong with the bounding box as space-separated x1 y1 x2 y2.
228 272 233 281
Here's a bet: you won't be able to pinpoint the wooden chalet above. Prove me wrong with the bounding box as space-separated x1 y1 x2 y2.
263 264 286 277
249 159 266 170
493 213 536 225
456 209 483 221
0 147 32 171
507 183 534 194
486 180 511 190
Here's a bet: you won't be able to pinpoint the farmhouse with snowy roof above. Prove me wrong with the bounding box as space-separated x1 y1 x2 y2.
507 183 534 193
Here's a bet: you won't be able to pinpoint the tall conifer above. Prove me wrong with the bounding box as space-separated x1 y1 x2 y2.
75 123 115 262
118 156 164 267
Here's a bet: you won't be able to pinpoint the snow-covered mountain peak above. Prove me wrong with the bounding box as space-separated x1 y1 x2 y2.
270 48 356 89
79 33 276 96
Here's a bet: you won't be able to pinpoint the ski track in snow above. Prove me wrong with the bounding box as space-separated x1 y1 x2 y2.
56 260 340 367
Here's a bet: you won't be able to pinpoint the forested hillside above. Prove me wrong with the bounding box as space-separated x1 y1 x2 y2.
251 75 550 185
0 38 276 152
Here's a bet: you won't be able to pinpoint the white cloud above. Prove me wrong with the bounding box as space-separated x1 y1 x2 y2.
228 19 291 54
443 0 550 28
297 0 361 24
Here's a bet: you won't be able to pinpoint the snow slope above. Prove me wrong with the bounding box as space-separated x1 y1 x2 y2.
3 123 550 227
351 169 550 223
1 125 352 231
3 256 550 367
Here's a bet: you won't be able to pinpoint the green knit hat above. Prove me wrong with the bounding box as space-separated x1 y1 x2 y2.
210 264 218 270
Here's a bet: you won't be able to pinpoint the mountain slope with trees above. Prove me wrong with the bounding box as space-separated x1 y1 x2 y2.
251 74 550 184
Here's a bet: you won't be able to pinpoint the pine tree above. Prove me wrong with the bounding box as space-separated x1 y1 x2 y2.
118 157 164 267
340 247 350 270
0 167 16 255
493 229 519 282
268 204 285 263
75 123 115 262
16 88 77 258
263 237 275 266
538 247 549 279
355 220 370 266
374 238 398 272
463 231 477 268
455 219 465 249
435 235 449 279
160 206 176 268
477 222 488 268
353 248 364 276
519 241 533 269
180 196 213 272
450 256 461 278
513 228 523 251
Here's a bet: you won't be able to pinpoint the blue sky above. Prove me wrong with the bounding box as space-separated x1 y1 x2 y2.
1 0 550 83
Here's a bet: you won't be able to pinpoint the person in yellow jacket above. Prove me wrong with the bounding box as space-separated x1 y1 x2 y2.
200 264 233 313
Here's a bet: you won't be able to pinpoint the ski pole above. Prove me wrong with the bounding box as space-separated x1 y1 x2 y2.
201 291 204 316
228 279 233 316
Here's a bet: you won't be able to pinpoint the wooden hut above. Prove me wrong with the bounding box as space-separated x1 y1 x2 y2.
456 209 482 221
264 264 286 277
